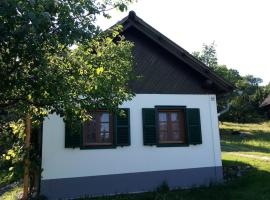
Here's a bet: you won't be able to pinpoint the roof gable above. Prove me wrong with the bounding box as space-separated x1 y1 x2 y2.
260 95 270 108
117 11 234 95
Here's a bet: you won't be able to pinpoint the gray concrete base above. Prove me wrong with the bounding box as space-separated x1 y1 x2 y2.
41 166 223 199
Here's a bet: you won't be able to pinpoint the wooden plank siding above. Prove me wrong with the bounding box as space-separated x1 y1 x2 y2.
124 27 216 94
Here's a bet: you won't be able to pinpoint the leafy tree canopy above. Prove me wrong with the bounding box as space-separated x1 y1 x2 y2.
0 0 135 121
192 42 218 69
192 42 269 123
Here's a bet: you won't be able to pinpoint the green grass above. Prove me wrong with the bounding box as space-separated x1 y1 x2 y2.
220 121 270 156
0 186 22 200
1 121 270 200
0 173 17 188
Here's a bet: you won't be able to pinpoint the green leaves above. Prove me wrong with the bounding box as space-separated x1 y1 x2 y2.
96 67 104 75
0 0 135 185
55 30 135 120
193 42 268 123
192 42 218 69
0 0 135 120
117 3 128 12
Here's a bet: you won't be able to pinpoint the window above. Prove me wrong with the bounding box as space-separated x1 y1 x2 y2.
65 108 131 149
143 107 202 146
157 108 186 144
83 111 114 146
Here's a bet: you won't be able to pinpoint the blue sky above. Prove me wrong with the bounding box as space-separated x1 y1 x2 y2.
97 0 270 85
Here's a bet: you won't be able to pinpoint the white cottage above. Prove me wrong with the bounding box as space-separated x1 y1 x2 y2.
40 11 234 199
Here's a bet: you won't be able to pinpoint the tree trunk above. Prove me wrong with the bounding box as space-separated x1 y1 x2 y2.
22 115 31 199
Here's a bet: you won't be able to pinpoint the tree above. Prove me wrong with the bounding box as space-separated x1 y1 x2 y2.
0 0 135 198
224 75 265 123
1 0 135 118
192 41 218 69
192 42 267 123
264 82 270 95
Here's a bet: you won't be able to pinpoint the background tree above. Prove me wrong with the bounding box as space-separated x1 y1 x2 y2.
192 42 218 69
264 82 270 95
0 0 135 198
192 42 268 123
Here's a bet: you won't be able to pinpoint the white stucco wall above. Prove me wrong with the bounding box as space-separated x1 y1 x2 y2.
41 94 222 180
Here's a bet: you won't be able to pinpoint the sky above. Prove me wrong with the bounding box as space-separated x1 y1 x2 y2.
97 0 270 85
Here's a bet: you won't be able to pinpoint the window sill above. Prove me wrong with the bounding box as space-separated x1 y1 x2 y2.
80 145 117 150
156 143 189 147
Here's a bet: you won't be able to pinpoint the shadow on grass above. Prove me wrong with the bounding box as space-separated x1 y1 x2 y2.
220 128 270 154
77 160 270 200
221 128 270 141
221 142 270 154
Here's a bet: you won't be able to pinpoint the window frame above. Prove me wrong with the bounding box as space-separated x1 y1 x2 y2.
81 110 116 149
155 106 188 147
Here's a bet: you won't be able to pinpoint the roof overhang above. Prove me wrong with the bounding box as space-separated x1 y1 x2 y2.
260 95 270 108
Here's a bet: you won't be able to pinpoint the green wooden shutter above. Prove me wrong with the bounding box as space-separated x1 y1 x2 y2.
142 108 156 145
65 116 81 148
116 108 130 146
187 108 202 145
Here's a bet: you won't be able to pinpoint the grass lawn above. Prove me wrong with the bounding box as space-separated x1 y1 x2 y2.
220 121 270 157
1 121 270 200
0 187 22 200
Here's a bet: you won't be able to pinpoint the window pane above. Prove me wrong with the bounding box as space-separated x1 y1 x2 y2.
171 131 181 141
159 131 167 142
83 111 113 145
100 132 110 142
88 130 96 142
84 122 96 143
100 113 109 122
171 122 180 132
171 112 179 122
159 122 167 131
100 123 109 133
158 109 186 144
159 112 167 122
